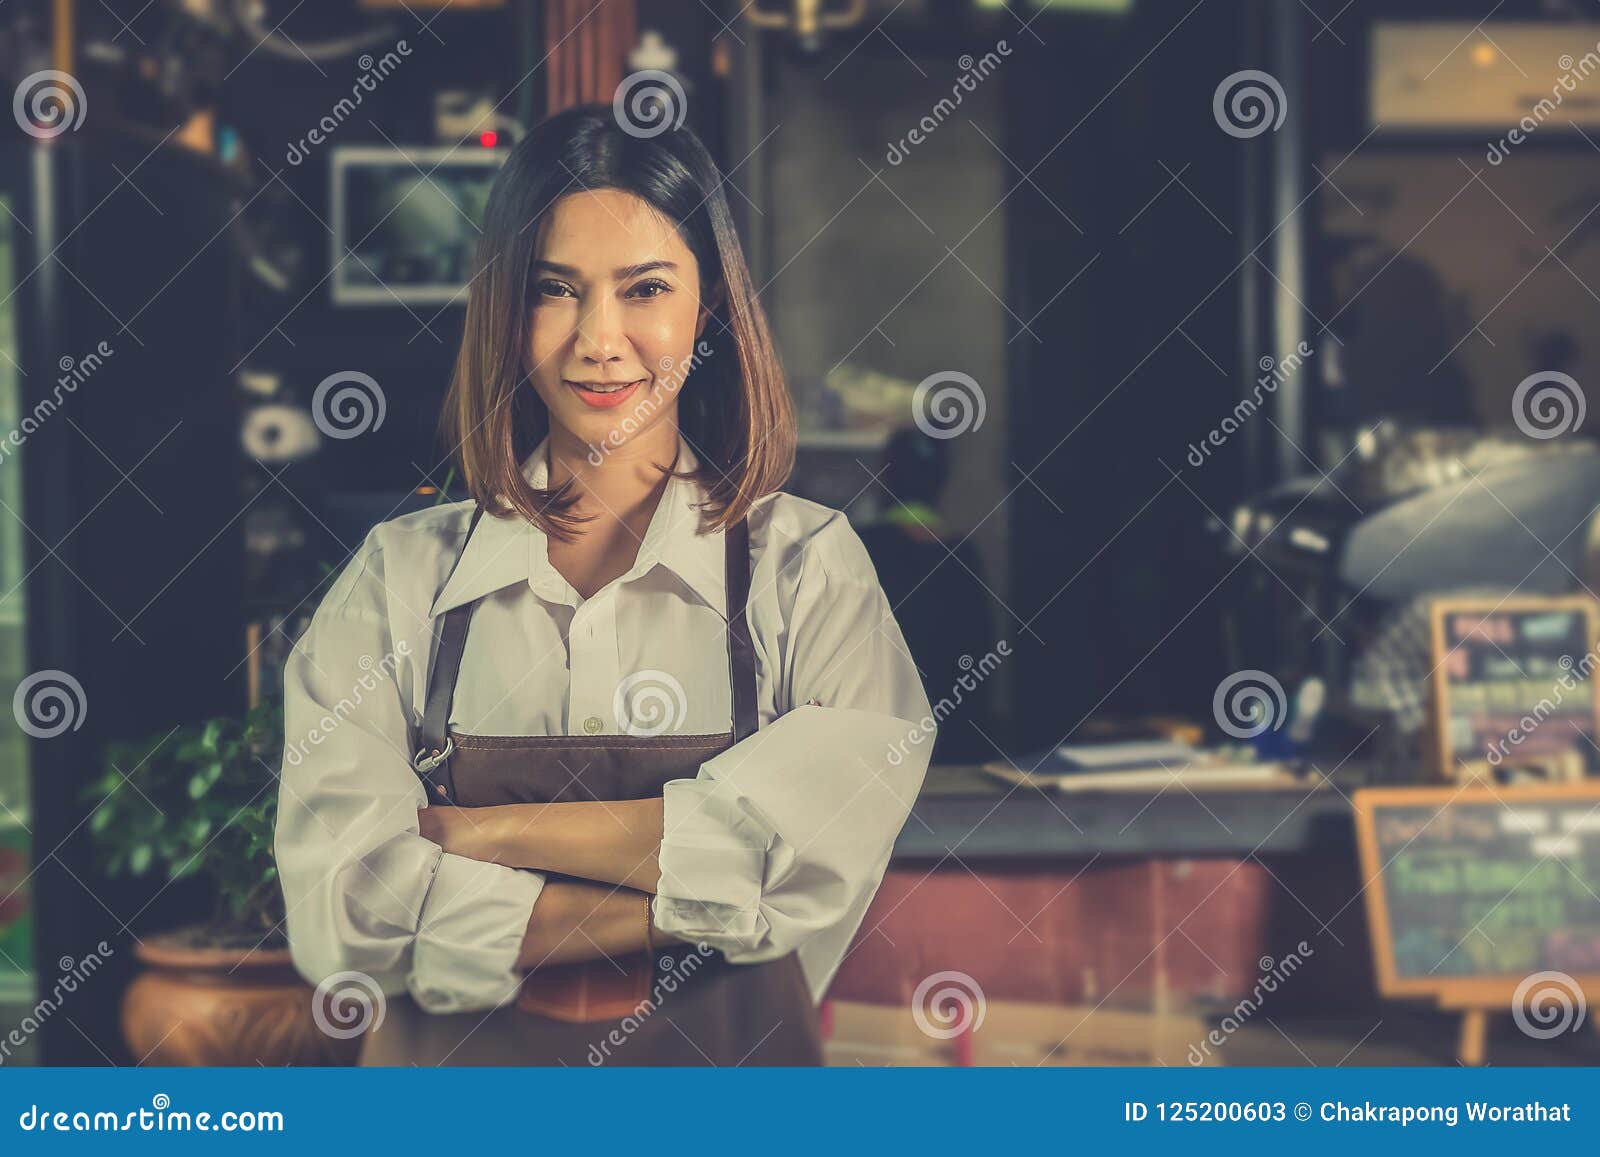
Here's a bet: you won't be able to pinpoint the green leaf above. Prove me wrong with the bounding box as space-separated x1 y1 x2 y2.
129 845 152 875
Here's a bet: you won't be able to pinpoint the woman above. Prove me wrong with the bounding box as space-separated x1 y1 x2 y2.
273 103 935 1066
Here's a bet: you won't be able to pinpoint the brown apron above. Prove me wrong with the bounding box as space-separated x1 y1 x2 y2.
359 508 824 1067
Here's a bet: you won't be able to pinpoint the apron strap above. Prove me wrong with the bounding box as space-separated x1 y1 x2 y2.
412 504 485 801
412 507 759 800
725 516 758 743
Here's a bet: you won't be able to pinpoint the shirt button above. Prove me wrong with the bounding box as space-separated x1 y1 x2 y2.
582 715 602 734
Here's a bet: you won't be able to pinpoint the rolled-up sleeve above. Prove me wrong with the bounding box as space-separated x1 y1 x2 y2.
273 534 545 1014
652 513 935 965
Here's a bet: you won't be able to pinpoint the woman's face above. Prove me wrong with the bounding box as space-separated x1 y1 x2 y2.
525 189 717 457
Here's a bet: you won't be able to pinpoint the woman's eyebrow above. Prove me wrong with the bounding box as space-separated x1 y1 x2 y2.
532 259 679 279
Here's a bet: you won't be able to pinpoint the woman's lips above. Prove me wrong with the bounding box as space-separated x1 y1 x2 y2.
564 378 645 409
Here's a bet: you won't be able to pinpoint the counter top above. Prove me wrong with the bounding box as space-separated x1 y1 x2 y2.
893 764 1359 859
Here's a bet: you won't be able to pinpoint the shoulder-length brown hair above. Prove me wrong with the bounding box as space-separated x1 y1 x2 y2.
440 102 795 541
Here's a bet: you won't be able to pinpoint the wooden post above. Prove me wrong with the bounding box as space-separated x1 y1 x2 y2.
545 0 637 113
1457 1008 1489 1067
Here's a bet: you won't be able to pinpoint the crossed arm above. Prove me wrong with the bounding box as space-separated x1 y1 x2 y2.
417 798 678 969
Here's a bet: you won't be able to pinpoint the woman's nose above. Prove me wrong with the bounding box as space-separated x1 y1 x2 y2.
573 294 630 364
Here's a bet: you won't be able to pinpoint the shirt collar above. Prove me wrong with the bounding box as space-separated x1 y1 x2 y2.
427 432 727 618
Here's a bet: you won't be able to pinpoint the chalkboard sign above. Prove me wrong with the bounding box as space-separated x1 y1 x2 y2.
1428 596 1600 780
1353 784 1600 999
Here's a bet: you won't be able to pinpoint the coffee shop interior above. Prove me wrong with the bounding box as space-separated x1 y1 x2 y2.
3 0 1600 1068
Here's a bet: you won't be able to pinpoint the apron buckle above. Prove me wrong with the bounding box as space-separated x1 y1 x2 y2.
412 736 454 776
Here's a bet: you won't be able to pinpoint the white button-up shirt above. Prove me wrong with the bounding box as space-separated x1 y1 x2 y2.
274 433 935 1014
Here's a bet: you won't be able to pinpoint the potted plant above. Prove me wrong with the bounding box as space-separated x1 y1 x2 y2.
81 699 360 1066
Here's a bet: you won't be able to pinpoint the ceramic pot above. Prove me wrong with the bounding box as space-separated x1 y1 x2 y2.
122 930 361 1066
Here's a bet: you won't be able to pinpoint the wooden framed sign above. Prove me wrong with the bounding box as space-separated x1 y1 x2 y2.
1428 596 1600 781
1353 782 1600 1005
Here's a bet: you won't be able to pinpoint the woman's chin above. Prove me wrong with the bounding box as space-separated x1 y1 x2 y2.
549 394 675 457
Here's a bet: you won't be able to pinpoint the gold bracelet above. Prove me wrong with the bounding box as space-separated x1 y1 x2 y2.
643 894 655 955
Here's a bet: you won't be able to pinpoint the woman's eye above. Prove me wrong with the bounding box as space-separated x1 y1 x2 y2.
630 279 671 299
534 279 574 299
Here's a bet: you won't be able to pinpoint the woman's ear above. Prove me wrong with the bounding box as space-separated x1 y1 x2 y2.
518 317 538 379
695 280 726 340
